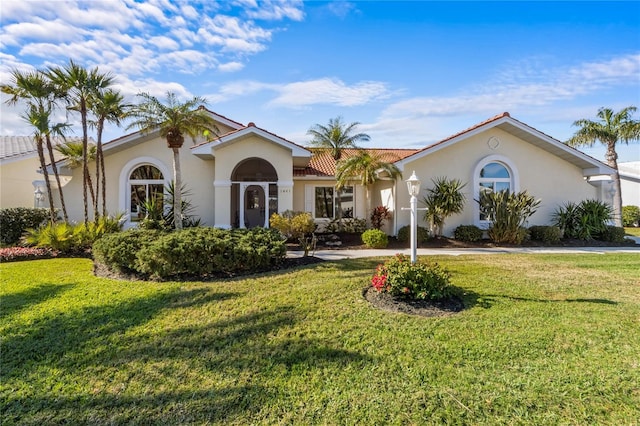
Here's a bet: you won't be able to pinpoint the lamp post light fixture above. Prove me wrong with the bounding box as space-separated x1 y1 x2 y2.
402 171 426 264
34 186 45 208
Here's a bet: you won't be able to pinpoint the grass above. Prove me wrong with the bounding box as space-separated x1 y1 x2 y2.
625 227 640 237
1 254 639 425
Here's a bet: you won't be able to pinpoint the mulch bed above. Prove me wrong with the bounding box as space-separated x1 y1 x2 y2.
363 286 466 317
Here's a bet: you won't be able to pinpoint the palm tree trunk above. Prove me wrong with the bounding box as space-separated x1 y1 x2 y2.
94 120 104 219
606 144 623 227
172 147 183 230
44 134 69 223
97 122 107 217
81 100 89 225
36 139 56 224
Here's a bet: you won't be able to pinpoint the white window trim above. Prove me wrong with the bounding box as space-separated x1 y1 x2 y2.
119 157 171 227
472 155 520 228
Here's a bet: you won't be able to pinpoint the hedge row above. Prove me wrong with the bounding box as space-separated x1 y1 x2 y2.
93 227 286 280
0 207 51 245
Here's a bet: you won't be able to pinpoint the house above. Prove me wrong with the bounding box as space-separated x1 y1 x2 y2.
8 111 617 236
0 136 89 209
618 161 640 207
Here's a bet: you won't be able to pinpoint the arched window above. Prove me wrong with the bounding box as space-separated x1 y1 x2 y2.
473 155 519 226
128 164 165 222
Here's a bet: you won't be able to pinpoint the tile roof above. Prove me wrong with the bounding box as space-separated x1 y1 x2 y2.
0 135 91 160
294 148 418 177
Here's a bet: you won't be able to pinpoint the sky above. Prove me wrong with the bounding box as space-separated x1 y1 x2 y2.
1 0 639 162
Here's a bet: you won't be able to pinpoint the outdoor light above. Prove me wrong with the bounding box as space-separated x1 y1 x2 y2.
406 170 421 197
402 171 426 264
34 187 44 207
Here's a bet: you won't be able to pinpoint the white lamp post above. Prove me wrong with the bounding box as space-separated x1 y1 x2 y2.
34 187 45 208
405 171 424 264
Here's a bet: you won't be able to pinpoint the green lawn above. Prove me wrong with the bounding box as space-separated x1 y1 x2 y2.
1 254 639 425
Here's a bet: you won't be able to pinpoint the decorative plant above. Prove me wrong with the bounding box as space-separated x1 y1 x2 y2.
622 205 640 227
371 254 454 301
269 211 317 256
478 190 540 244
361 229 388 248
552 199 613 240
422 177 467 237
370 206 392 230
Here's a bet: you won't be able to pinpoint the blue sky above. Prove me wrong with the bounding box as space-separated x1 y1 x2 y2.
1 0 639 162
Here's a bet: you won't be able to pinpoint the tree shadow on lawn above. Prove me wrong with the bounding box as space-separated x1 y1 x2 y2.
0 283 75 319
471 294 619 307
2 291 372 424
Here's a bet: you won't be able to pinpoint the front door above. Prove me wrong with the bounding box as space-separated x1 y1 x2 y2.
244 184 266 228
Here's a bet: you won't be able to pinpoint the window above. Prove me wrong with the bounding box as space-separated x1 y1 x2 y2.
312 186 354 219
129 165 165 221
473 156 519 226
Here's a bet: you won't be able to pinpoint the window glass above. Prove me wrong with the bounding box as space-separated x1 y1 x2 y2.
129 165 165 221
130 165 163 180
336 186 354 218
480 162 509 178
315 187 334 218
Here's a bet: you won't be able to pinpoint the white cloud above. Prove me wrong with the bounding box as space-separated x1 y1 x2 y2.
270 78 392 108
244 0 305 21
218 61 245 72
327 1 358 19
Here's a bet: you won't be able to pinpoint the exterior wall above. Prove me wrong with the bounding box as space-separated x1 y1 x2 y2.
397 128 600 237
292 178 366 229
0 156 43 208
213 135 294 228
56 136 216 226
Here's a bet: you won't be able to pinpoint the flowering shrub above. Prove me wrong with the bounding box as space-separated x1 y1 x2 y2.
0 246 56 262
371 254 455 301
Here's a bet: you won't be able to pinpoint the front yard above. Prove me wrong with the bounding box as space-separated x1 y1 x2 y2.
1 254 639 424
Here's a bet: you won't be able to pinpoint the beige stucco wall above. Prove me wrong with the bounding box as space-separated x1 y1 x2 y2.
396 128 600 237
1 157 42 208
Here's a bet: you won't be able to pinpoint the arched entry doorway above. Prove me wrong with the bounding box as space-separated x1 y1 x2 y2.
231 158 278 228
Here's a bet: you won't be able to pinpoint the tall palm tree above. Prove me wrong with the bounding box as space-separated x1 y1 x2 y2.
56 141 97 208
567 106 640 226
46 60 115 224
1 69 70 222
127 92 219 230
307 116 370 161
335 150 401 221
89 89 129 217
308 117 371 225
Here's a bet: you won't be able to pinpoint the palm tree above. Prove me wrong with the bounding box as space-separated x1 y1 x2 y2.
307 116 370 161
89 89 129 217
335 150 401 222
47 60 115 224
422 177 466 237
1 69 70 222
567 106 640 226
56 141 97 208
127 92 219 230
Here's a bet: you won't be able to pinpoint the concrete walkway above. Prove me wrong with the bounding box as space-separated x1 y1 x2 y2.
290 241 640 261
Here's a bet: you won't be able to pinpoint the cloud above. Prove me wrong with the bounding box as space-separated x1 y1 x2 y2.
327 1 358 19
218 61 245 72
270 78 392 107
382 53 640 119
243 0 305 21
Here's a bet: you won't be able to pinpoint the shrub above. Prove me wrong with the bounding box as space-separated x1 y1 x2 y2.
422 177 467 237
24 215 125 252
371 254 455 301
528 225 562 244
479 190 540 244
396 225 430 244
270 211 316 256
323 217 368 234
0 207 51 245
370 206 392 230
553 199 612 240
599 226 627 243
622 205 640 227
453 225 483 242
93 229 167 273
94 227 286 280
361 229 388 248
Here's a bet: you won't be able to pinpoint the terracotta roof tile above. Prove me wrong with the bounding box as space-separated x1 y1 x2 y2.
294 148 418 177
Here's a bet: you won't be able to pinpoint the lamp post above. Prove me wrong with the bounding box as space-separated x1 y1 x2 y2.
34 187 44 208
405 171 424 264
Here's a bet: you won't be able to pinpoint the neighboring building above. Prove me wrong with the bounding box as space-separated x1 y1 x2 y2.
0 136 89 209
6 111 618 236
618 161 640 207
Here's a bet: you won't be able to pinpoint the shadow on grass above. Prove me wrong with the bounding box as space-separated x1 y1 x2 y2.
2 294 372 424
475 294 619 306
0 283 75 319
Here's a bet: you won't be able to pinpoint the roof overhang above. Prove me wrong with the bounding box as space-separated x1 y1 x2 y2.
396 114 615 177
192 125 312 167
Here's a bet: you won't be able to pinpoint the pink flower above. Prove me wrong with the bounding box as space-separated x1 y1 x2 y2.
371 274 387 292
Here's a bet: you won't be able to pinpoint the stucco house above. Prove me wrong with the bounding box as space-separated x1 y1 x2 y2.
9 111 618 236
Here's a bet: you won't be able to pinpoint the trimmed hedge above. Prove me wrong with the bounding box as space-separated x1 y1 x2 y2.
93 227 286 280
361 229 388 248
0 207 51 245
599 226 627 243
454 225 483 242
396 225 430 244
528 225 562 244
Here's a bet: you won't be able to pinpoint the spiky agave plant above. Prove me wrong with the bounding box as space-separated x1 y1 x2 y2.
479 190 540 244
